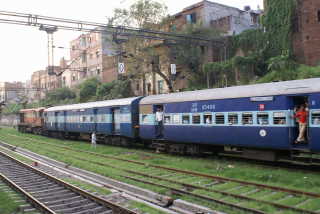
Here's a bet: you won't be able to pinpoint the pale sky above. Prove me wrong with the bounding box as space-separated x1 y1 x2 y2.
0 0 263 82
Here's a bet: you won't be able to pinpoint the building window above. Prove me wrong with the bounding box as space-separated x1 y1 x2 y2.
318 10 320 22
192 114 201 124
186 13 197 24
147 83 151 93
96 50 100 58
157 80 164 94
136 83 140 91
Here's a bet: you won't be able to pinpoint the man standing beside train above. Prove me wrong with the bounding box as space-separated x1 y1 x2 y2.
155 107 164 138
293 105 308 144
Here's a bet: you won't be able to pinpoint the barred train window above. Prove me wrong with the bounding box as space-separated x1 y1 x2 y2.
192 114 201 124
172 114 181 124
204 114 213 124
215 113 225 124
164 115 171 124
182 115 190 124
312 111 320 125
273 112 286 125
242 113 253 125
257 113 269 125
228 113 238 125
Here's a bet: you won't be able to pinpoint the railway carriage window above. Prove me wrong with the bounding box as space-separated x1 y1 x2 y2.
182 115 190 124
101 115 106 123
164 115 171 124
192 114 201 124
215 113 225 124
228 113 238 125
257 113 269 125
204 114 213 124
312 111 320 125
273 112 286 125
90 116 94 122
242 113 253 125
81 116 87 123
172 114 181 124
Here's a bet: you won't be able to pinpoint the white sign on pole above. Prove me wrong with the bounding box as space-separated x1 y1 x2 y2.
118 63 125 74
170 64 176 75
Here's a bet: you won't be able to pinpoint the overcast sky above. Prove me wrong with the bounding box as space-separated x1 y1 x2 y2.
0 0 263 82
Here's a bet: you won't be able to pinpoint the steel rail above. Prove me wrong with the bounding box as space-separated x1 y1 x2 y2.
122 175 268 214
0 173 56 214
43 148 318 214
0 150 138 214
5 133 320 198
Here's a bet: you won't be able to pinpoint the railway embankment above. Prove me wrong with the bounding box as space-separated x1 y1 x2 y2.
1 127 320 214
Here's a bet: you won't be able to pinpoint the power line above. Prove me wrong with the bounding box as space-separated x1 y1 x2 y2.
0 10 225 46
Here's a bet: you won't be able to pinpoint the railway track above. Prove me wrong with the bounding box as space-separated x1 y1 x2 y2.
1 134 320 214
0 150 137 214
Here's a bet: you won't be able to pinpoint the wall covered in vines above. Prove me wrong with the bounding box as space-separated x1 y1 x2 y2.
204 0 299 87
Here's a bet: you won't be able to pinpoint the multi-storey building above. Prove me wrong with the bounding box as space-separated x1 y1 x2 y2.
30 66 62 100
137 0 262 96
0 81 26 104
63 30 117 88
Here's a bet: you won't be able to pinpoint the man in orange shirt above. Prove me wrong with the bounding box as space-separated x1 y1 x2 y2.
293 105 308 143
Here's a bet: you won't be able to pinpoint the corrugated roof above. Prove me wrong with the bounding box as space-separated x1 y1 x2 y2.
45 97 142 112
140 78 320 105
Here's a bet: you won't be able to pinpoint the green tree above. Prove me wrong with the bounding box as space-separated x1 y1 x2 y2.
108 0 170 94
79 78 100 102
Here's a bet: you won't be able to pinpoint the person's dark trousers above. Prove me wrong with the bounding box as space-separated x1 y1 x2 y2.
156 121 163 138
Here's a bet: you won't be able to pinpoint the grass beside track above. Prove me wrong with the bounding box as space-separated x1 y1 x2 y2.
1 127 320 213
0 189 20 214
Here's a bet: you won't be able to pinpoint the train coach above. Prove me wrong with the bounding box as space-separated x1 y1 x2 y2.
44 97 143 143
139 78 320 160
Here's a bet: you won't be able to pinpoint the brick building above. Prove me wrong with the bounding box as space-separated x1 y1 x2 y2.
31 66 62 100
292 0 320 66
63 29 117 88
0 81 26 104
138 0 262 95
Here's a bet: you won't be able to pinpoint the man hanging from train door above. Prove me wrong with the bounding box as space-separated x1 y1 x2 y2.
155 107 164 138
293 104 308 144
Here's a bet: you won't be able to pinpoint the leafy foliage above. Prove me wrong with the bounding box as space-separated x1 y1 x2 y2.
79 78 100 102
46 87 76 103
96 79 134 100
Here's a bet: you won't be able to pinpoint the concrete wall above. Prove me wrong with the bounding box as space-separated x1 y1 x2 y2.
0 114 19 127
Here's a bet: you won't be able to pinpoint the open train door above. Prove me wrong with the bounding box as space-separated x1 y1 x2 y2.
288 95 310 149
112 108 121 134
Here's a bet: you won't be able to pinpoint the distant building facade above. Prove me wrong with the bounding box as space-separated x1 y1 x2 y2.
31 66 62 101
137 0 262 95
292 0 320 66
63 30 117 88
0 81 25 104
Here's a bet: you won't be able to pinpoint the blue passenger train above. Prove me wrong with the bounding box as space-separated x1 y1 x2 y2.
27 78 320 161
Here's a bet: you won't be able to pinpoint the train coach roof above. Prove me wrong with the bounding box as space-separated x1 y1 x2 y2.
20 107 46 113
45 97 142 112
140 78 320 105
